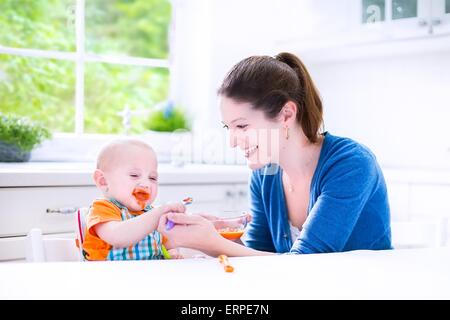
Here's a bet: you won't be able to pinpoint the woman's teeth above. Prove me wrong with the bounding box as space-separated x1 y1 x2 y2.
245 146 258 158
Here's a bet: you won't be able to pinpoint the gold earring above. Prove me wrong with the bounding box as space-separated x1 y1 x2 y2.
285 126 289 140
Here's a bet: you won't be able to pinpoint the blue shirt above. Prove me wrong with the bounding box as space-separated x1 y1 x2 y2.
243 132 392 254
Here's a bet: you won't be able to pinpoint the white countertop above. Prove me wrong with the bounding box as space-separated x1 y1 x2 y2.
1 162 450 187
1 248 450 299
0 162 251 187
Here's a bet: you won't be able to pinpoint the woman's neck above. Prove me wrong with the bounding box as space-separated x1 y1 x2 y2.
279 130 323 182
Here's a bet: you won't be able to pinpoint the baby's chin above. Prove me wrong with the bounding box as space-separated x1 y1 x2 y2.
131 200 151 211
115 198 149 212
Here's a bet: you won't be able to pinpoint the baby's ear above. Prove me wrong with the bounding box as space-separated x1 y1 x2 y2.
93 169 108 192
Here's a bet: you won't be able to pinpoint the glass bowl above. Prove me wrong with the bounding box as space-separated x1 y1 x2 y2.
212 211 249 240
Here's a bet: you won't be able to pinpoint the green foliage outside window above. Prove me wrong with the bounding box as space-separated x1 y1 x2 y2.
0 55 76 132
145 101 190 132
84 62 169 135
0 0 75 51
86 0 171 59
0 0 171 134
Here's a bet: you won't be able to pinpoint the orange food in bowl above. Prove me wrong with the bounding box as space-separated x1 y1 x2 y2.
218 227 245 240
213 213 248 240
219 230 245 240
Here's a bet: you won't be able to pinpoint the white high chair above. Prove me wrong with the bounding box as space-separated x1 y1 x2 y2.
25 207 89 262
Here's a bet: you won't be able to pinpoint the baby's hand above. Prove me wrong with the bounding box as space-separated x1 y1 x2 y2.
168 248 184 259
160 202 186 215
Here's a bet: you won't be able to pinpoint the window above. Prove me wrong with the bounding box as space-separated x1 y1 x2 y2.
362 0 386 23
0 0 172 135
362 0 421 23
392 0 418 20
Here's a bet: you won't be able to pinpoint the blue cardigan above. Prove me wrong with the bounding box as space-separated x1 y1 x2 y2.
243 132 392 254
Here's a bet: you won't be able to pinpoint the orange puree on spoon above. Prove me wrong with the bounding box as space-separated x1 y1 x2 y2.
132 187 150 210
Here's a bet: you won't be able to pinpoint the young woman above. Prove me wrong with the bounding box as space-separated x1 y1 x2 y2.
159 52 392 256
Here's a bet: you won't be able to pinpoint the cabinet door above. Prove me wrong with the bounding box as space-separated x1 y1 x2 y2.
0 186 101 237
275 0 449 62
360 0 431 39
430 0 450 35
406 184 450 247
0 236 26 261
386 182 410 221
409 184 450 217
361 0 450 38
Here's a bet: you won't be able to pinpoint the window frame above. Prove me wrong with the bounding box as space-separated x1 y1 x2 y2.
0 0 171 136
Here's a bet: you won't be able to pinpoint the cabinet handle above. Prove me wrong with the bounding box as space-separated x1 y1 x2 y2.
238 190 247 197
226 190 236 198
431 18 441 26
418 19 427 27
418 18 441 33
46 207 78 214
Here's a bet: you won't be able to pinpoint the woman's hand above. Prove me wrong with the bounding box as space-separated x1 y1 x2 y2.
157 213 224 254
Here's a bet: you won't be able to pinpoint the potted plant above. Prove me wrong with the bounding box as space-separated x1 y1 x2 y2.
0 113 52 162
143 100 192 164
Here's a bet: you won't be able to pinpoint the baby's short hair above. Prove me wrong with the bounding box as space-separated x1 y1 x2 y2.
96 138 155 171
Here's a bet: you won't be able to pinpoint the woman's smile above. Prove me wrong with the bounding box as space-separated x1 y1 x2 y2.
244 145 258 158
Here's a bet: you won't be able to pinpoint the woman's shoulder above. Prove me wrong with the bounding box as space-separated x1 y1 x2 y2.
322 132 377 166
317 132 382 186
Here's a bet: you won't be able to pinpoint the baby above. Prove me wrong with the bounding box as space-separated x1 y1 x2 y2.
81 138 185 261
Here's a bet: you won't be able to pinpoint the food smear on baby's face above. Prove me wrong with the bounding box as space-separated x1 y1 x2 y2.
132 187 151 210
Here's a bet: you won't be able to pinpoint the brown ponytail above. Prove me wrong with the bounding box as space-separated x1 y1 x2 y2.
218 52 323 143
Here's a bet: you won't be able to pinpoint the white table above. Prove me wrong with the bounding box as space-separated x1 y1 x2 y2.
1 248 450 299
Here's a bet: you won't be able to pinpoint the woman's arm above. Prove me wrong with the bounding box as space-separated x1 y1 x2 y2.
95 203 185 248
158 213 274 257
243 171 277 252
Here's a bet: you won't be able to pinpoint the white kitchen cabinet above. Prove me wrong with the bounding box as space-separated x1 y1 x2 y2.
386 182 410 221
367 0 450 38
275 0 450 63
409 184 450 216
347 0 450 39
429 0 450 35
384 168 450 249
0 186 101 237
0 163 251 262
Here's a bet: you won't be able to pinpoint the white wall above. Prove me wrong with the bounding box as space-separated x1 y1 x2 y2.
173 0 450 169
310 51 450 170
171 0 292 164
172 0 287 131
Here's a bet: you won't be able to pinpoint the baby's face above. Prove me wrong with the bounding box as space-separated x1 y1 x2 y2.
103 146 158 212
